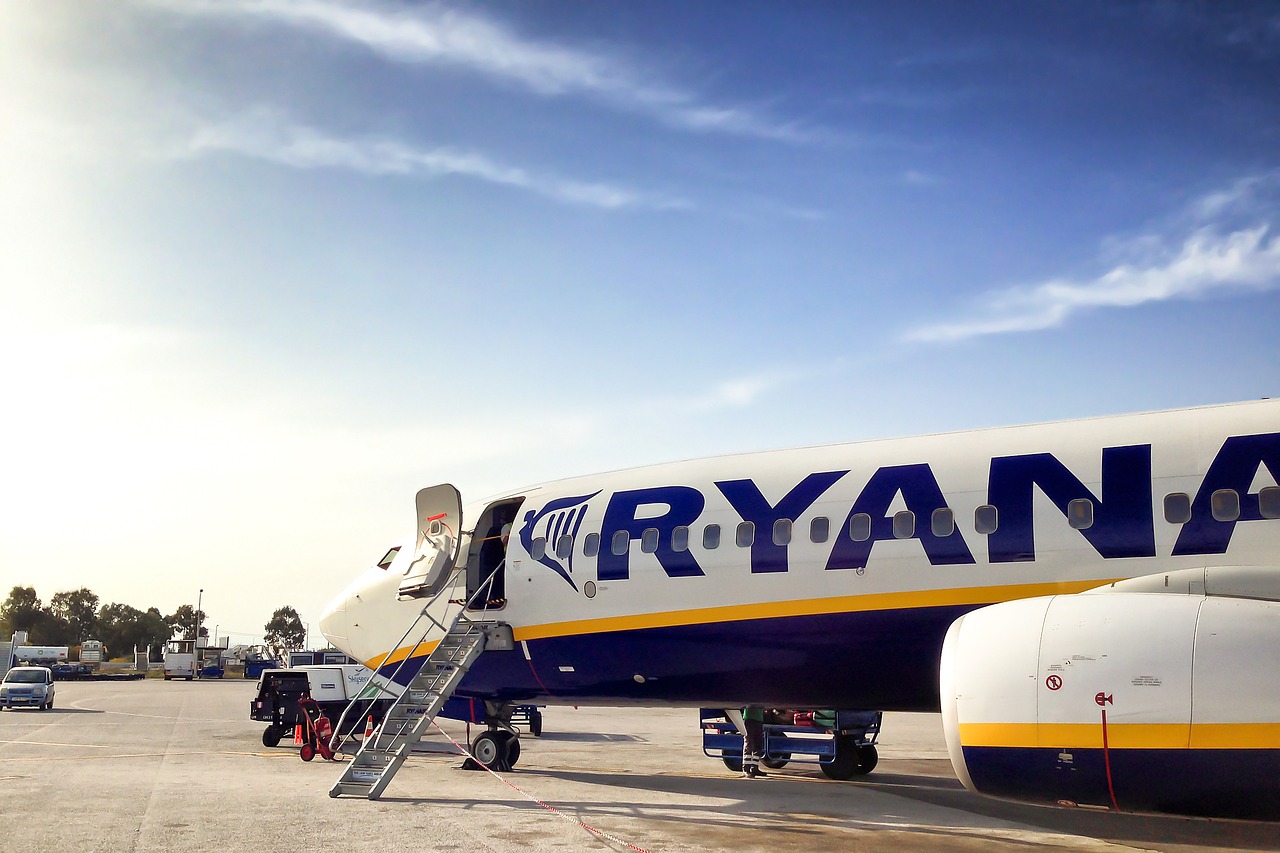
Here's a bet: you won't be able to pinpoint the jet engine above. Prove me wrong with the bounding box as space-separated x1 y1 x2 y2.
940 572 1280 820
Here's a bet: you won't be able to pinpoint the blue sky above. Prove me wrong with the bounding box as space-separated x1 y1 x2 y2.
2 1 1278 647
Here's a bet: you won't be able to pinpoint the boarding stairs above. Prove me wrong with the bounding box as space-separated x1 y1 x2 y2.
329 564 505 800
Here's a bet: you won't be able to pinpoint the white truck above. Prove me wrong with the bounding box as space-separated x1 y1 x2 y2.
163 640 196 681
14 646 69 666
79 640 105 666
250 664 391 747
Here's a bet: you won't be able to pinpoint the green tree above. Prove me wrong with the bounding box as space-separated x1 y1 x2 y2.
97 604 172 659
49 588 100 644
0 586 48 641
166 605 207 641
263 606 305 660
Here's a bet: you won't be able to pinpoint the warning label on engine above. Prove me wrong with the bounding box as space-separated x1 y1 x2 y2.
1131 675 1163 687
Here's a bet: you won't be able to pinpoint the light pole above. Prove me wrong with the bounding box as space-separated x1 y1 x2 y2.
196 589 203 649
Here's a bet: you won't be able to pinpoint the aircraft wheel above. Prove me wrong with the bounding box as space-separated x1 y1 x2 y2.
721 751 744 773
494 730 521 767
300 743 315 762
472 731 508 768
262 726 282 747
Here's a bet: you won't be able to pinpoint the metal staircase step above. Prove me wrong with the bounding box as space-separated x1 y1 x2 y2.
331 598 497 799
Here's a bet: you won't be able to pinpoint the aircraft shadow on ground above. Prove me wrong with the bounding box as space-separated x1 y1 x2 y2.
525 732 644 744
377 765 1280 851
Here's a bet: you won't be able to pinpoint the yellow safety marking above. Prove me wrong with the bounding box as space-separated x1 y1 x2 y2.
365 578 1113 671
959 722 1280 750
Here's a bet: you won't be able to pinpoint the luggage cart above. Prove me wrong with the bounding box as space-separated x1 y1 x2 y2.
700 708 882 780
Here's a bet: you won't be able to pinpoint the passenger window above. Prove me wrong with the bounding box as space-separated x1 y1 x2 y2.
975 505 998 535
556 535 573 559
893 510 915 539
931 508 954 538
672 526 690 552
531 537 547 560
376 546 401 571
1163 493 1192 524
810 516 830 543
849 513 872 542
641 528 660 554
611 530 630 556
583 532 600 558
1068 498 1094 530
1261 486 1280 520
772 519 792 546
736 522 755 547
703 524 721 550
1211 489 1240 522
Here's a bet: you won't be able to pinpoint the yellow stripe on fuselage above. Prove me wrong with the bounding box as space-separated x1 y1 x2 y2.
509 578 1113 642
366 578 1114 671
959 722 1280 750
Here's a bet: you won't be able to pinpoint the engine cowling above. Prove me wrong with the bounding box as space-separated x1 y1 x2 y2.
940 591 1280 820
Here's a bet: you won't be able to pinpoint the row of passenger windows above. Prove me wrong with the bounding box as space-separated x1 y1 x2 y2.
527 487 1280 560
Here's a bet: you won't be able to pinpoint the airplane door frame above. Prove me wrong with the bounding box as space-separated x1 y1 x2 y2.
466 498 524 610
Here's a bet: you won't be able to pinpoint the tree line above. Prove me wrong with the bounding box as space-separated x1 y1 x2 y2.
0 586 307 661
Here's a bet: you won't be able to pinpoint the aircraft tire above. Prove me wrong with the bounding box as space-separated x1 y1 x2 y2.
495 730 521 767
472 731 509 769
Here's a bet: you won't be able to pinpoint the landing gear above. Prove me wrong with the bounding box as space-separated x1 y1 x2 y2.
470 728 521 771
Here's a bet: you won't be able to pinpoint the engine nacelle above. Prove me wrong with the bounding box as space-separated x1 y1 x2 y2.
940 592 1280 820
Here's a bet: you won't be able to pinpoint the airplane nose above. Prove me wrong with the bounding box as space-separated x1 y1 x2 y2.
318 586 349 645
320 540 414 664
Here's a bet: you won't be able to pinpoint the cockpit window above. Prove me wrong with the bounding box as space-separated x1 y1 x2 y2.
376 547 401 571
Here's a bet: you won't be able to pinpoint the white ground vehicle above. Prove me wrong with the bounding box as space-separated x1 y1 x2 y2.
163 639 196 681
1 666 56 710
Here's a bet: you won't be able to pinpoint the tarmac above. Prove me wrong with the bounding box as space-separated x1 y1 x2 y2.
1 678 1276 852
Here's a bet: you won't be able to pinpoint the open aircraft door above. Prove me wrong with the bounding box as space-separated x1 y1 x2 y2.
398 484 463 599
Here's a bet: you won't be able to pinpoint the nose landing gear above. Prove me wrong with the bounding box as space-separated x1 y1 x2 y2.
466 728 521 772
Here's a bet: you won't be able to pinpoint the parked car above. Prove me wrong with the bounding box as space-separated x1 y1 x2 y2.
1 666 56 710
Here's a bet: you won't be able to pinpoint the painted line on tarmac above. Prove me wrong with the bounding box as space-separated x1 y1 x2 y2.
0 749 294 762
0 739 112 748
69 698 238 723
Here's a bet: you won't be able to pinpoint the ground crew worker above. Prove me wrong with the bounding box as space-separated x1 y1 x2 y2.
742 707 766 778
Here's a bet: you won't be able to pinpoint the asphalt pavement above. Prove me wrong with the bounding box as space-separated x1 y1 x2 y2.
1 678 1275 852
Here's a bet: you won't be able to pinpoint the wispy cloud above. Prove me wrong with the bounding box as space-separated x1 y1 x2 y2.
629 370 800 419
905 174 1280 344
142 0 810 142
905 225 1280 344
184 110 690 210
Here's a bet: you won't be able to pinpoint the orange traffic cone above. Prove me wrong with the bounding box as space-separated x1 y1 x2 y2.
294 724 303 745
364 715 374 738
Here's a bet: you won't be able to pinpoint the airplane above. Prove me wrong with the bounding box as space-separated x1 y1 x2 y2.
319 398 1280 819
